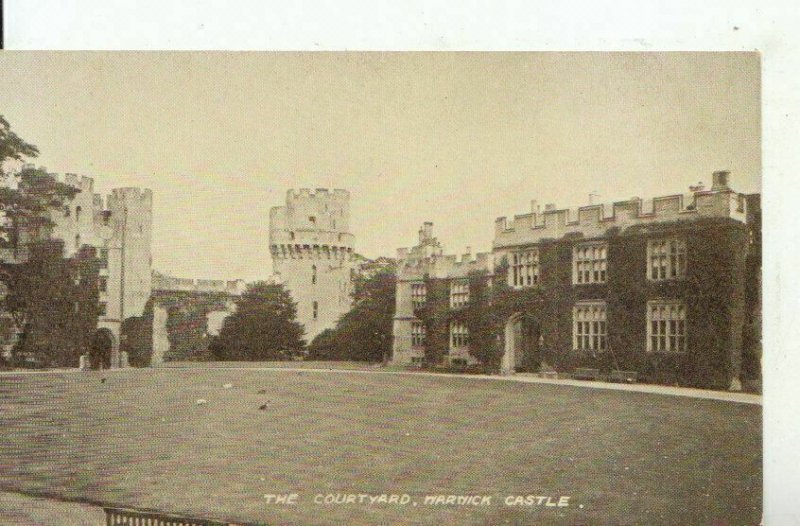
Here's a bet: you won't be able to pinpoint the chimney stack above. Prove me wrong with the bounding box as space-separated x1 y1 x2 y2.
689 181 705 192
544 203 556 212
712 171 731 192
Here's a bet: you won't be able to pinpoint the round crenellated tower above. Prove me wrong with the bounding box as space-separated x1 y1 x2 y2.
269 188 356 342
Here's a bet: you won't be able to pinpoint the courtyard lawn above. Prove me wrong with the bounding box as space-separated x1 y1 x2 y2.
0 368 761 525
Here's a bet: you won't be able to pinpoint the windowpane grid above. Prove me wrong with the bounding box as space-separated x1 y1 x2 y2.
510 249 540 288
450 281 469 308
648 238 687 281
647 301 687 352
411 282 427 309
573 303 607 351
411 321 426 347
450 322 469 348
573 244 607 284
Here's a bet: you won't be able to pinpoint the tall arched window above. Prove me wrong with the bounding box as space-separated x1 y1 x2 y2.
75 234 81 250
311 264 317 284
313 301 318 320
75 206 82 222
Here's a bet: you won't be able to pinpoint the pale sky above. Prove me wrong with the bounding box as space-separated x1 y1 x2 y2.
0 52 760 282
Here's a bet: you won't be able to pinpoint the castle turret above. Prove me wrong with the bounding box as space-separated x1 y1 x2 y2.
269 188 355 342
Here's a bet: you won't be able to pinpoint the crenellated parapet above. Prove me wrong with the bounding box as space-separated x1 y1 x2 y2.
396 223 493 281
108 187 153 208
53 172 96 193
152 271 246 296
494 172 748 248
269 186 353 250
286 187 350 201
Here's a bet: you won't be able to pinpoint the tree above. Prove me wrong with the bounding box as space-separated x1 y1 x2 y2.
0 115 39 176
211 282 305 361
0 116 93 367
1 240 99 367
308 264 397 363
0 116 78 254
120 300 154 367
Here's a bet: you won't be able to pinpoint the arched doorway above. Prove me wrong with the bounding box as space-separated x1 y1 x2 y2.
501 313 542 375
89 328 115 370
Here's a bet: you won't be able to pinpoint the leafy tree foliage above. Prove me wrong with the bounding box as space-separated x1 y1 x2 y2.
1 241 99 367
307 265 397 363
0 117 78 253
0 115 39 175
0 116 95 367
121 299 155 367
210 282 305 361
0 166 80 252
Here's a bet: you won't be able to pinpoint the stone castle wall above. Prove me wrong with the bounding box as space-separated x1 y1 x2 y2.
38 169 153 368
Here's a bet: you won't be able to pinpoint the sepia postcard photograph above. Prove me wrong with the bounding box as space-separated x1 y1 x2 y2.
1 4 787 515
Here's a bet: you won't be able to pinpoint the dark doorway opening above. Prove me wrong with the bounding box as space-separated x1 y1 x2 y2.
90 329 114 370
504 313 542 373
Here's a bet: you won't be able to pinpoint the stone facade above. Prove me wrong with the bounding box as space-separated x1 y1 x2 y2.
392 222 493 367
0 167 153 367
391 172 761 389
269 189 356 342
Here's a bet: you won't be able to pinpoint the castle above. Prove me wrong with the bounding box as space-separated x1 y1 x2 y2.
392 171 761 389
269 189 356 342
0 166 153 368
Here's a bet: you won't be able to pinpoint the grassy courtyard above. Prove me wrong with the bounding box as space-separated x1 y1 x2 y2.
0 368 761 525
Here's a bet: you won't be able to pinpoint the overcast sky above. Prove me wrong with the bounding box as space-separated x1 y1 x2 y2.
0 52 760 281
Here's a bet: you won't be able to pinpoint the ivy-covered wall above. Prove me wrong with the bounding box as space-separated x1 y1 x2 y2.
121 290 234 366
416 277 450 365
412 217 754 389
120 299 154 367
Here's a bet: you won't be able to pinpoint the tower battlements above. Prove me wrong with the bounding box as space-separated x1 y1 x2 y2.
269 186 353 252
108 187 153 205
286 188 350 200
55 172 96 192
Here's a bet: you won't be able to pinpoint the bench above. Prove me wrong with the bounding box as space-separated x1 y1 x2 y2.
572 367 600 381
609 370 639 383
